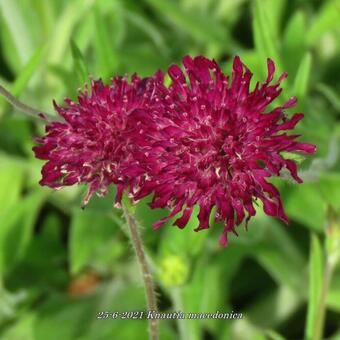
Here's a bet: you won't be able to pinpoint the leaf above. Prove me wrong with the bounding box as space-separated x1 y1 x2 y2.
316 83 340 113
179 247 245 339
231 317 267 340
247 212 306 267
284 183 325 231
253 0 281 74
32 280 176 340
280 151 306 164
158 205 208 258
145 0 227 46
0 14 21 76
11 44 46 97
247 219 306 293
0 285 28 323
70 40 88 87
0 0 33 65
69 209 122 275
0 312 36 340
305 233 324 340
246 285 301 328
0 161 25 214
293 52 312 110
282 11 307 75
123 9 168 55
307 0 340 45
47 64 78 97
34 283 145 340
255 245 305 292
180 260 219 340
328 287 340 312
6 213 69 290
0 190 46 276
299 134 339 182
319 172 340 210
93 9 116 79
264 329 286 340
47 0 95 64
120 43 169 77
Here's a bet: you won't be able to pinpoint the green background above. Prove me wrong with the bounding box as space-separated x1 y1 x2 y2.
0 0 340 339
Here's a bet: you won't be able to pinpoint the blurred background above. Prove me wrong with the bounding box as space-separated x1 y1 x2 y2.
0 0 340 339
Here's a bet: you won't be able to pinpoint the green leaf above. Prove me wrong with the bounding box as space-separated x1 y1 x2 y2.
316 83 340 113
280 151 305 164
48 0 95 64
319 172 340 210
158 205 208 258
70 40 88 87
0 190 46 276
0 284 28 323
284 183 325 231
11 44 46 97
145 0 227 46
282 11 307 75
230 318 267 340
34 284 146 340
0 161 25 214
0 312 36 340
246 285 301 328
123 9 168 55
264 329 286 340
305 233 324 340
32 281 176 340
180 260 219 340
0 14 21 76
255 245 305 292
69 209 122 275
253 0 281 74
328 284 340 312
0 0 33 66
248 212 306 268
307 0 340 45
47 64 78 97
293 52 312 110
93 9 116 79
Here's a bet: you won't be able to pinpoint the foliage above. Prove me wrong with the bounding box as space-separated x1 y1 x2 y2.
0 0 340 339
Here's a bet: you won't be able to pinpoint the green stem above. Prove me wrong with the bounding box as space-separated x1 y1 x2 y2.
122 204 159 340
0 84 56 121
312 259 334 340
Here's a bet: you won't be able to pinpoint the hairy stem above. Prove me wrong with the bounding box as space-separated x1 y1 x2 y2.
0 84 54 121
122 205 159 340
313 259 334 340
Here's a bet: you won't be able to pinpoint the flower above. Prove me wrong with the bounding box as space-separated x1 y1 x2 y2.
33 75 152 207
126 55 316 246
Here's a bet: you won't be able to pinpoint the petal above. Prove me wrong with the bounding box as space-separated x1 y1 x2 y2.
152 200 184 229
266 58 275 83
194 204 211 231
219 219 235 247
285 159 303 183
174 206 193 229
277 113 304 131
168 64 186 83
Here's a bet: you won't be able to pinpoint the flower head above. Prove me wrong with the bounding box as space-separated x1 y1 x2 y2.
33 75 151 206
126 55 316 246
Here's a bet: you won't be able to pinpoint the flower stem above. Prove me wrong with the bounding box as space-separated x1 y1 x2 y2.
122 205 159 340
312 258 334 340
0 84 55 121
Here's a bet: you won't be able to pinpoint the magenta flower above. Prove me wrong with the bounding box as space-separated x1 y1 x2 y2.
33 75 152 206
126 55 316 246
